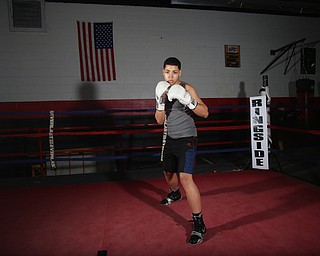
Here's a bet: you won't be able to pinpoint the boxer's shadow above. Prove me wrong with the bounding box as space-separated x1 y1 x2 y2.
72 82 113 129
55 82 118 174
119 179 192 237
201 177 320 244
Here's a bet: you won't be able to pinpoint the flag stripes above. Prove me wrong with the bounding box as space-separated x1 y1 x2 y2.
77 21 116 82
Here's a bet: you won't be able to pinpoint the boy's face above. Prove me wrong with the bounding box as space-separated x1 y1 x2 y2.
162 64 181 85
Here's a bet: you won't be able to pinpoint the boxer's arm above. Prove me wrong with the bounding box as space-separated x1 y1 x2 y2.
185 84 209 119
168 84 209 119
155 81 169 124
155 81 170 111
155 109 165 125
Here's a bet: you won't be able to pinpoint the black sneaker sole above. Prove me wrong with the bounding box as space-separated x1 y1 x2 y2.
187 230 206 245
160 196 182 205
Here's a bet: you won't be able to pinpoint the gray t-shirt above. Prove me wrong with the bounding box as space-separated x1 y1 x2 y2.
165 82 197 139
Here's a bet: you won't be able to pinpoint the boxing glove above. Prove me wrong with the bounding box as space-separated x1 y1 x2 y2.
155 81 170 111
167 84 198 110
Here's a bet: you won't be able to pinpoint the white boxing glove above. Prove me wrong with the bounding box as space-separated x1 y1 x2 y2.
167 84 198 110
155 81 170 111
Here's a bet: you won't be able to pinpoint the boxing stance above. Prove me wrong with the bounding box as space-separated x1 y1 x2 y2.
155 57 209 245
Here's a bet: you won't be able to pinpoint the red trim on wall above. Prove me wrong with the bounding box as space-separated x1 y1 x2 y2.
0 97 318 113
0 99 154 113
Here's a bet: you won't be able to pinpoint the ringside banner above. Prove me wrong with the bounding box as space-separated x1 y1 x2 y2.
250 96 269 170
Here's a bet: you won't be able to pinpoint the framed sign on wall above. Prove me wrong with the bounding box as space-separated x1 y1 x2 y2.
225 45 240 68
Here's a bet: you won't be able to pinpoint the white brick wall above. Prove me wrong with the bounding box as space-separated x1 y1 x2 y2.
0 1 319 102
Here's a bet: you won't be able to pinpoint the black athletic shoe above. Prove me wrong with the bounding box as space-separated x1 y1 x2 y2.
188 213 206 245
160 188 182 205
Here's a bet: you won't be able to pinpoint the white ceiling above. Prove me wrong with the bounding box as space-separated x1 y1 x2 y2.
46 0 320 17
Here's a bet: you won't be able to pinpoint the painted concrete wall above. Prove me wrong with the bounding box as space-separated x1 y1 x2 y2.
1 1 319 102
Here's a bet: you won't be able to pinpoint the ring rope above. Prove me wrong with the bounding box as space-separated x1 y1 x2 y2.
0 147 252 165
1 105 319 169
49 111 56 170
1 124 320 139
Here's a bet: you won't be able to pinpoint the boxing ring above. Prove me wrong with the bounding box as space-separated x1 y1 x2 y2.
0 100 319 185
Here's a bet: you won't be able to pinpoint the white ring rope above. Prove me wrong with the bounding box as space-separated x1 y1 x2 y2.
160 115 167 162
49 110 56 170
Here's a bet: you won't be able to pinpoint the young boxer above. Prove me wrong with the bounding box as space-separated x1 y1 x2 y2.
155 57 209 245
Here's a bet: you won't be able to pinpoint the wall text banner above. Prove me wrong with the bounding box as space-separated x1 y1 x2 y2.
250 96 269 170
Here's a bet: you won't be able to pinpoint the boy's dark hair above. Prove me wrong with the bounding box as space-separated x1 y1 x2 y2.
163 57 181 70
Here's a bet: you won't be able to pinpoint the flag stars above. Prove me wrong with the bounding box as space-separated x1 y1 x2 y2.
94 23 113 48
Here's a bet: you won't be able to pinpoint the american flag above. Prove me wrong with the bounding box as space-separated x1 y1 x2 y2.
77 21 116 81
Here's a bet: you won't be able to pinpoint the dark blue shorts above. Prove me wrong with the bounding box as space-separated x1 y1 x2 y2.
163 136 197 174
